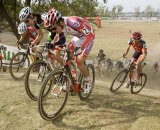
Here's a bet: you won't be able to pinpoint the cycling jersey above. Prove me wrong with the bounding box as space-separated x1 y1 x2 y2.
33 13 44 30
32 13 66 46
63 16 95 57
48 32 66 46
128 38 147 52
27 26 37 41
97 53 106 62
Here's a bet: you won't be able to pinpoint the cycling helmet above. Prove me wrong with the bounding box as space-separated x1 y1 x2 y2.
19 6 32 22
99 49 104 53
132 32 142 40
41 12 48 21
18 22 27 34
44 8 62 28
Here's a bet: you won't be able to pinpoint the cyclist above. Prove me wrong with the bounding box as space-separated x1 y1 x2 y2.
44 8 95 93
96 49 106 65
123 32 147 87
151 61 159 77
19 6 43 48
17 22 37 49
19 7 66 64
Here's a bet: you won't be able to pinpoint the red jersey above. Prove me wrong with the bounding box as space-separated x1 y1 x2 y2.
27 26 37 41
128 38 147 52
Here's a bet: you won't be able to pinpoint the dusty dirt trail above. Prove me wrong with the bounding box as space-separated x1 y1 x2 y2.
0 72 160 130
1 20 160 130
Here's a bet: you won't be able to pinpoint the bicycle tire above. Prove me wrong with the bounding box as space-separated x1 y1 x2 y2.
0 58 2 71
130 73 147 94
9 52 30 80
110 69 128 92
38 69 69 121
78 64 95 101
24 60 51 101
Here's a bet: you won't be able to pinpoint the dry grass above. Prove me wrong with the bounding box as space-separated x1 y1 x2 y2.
0 20 160 130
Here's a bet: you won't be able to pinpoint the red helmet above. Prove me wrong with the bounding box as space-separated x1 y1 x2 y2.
132 32 142 40
44 8 61 28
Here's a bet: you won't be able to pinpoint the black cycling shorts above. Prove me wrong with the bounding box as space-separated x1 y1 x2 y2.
132 52 142 59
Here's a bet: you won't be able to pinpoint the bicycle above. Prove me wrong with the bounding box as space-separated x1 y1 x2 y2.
9 43 35 80
38 47 95 121
110 57 147 94
0 54 2 71
24 44 62 101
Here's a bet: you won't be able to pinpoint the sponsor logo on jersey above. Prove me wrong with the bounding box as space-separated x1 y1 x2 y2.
67 19 80 28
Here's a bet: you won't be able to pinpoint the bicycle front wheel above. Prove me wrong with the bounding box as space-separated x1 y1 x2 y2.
0 58 2 71
130 73 147 94
9 52 30 80
78 64 95 101
24 61 51 101
110 69 128 92
38 69 69 121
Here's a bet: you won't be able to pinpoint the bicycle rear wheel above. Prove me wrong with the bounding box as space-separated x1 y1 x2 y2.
0 58 2 71
130 73 147 94
38 69 69 121
9 52 30 80
24 61 51 101
78 64 95 101
110 69 128 92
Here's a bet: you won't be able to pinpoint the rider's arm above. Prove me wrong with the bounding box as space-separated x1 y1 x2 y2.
18 33 27 43
123 45 131 57
30 28 43 47
51 33 59 44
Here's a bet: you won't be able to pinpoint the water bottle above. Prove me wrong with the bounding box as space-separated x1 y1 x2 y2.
71 69 78 93
71 69 77 81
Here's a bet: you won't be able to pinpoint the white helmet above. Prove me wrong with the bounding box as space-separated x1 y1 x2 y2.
18 22 27 34
19 6 32 22
41 12 48 21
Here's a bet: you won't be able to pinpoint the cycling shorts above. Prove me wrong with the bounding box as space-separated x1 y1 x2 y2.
68 35 94 58
132 52 142 60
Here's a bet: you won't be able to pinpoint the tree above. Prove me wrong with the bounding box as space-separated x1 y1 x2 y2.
111 6 116 19
104 7 110 17
0 0 20 38
144 5 154 19
134 6 141 18
116 5 123 17
0 0 105 38
103 0 108 3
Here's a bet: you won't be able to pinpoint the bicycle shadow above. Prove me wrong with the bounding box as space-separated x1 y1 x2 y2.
51 83 160 129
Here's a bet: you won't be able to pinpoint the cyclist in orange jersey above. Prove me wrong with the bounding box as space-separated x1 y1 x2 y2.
123 32 147 86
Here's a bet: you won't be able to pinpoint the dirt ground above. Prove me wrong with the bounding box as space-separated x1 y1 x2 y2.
0 20 160 130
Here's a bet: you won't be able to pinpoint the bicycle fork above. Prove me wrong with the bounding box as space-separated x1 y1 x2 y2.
51 73 67 97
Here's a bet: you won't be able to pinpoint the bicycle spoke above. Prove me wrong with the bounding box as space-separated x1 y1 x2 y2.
38 70 69 121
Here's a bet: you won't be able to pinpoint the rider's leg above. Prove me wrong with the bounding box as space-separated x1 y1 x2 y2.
30 47 39 61
124 56 137 88
135 54 145 80
76 54 89 78
130 58 137 80
53 49 63 66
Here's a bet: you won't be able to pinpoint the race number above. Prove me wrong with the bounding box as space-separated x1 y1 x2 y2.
81 27 90 35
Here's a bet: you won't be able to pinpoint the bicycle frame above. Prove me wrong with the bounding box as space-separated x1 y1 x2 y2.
54 47 83 93
127 60 147 85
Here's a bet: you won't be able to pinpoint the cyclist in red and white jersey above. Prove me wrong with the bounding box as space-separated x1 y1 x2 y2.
123 32 147 86
44 8 95 93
